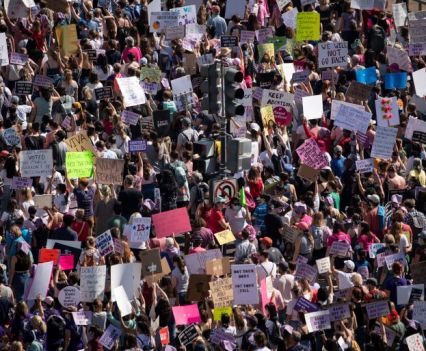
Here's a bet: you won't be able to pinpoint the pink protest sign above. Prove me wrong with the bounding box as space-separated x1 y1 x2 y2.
260 278 268 314
59 255 74 270
296 138 329 170
172 304 201 325
152 207 192 238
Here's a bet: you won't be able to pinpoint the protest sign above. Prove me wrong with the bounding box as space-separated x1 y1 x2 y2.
15 81 33 95
149 11 179 32
385 72 408 90
316 257 331 274
140 248 162 277
334 104 372 134
257 43 275 61
294 87 311 104
368 243 385 258
350 0 373 9
346 81 372 101
205 257 230 276
140 67 162 84
413 301 426 329
302 95 323 120
117 77 146 107
58 286 81 307
121 110 140 126
96 230 114 257
111 262 142 301
152 207 191 238
224 0 246 18
130 217 151 243
185 249 223 274
4 0 32 18
47 240 81 250
297 164 320 183
20 149 53 178
282 225 300 244
10 52 28 65
128 140 147 153
318 41 348 68
165 26 186 40
143 258 171 285
296 138 329 170
72 311 92 326
12 176 32 190
55 24 79 57
170 5 197 25
80 266 107 302
412 131 426 144
256 28 273 44
95 158 124 185
294 297 319 312
66 151 93 178
209 277 234 307
39 248 60 264
393 3 407 27
99 324 121 350
34 195 53 209
114 286 133 317
411 262 426 285
330 241 350 257
153 110 170 137
397 284 424 305
187 274 211 301
220 35 239 48
405 117 426 140
328 303 351 322
305 310 331 332
45 0 67 13
27 261 54 300
384 252 407 270
331 100 364 120
292 70 309 83
172 304 201 325
58 255 74 271
366 300 390 319
406 333 425 351
159 327 169 346
375 96 400 127
355 66 377 85
240 31 256 44
232 264 259 305
178 325 199 346
261 89 293 126
214 230 236 245
260 105 275 128
387 46 411 72
210 329 236 346
0 33 8 66
147 0 161 23
94 87 113 101
214 306 233 320
64 132 94 152
409 43 426 56
282 8 298 29
371 126 398 160
355 159 374 174
295 263 317 283
296 12 320 41
3 128 20 147
414 69 426 98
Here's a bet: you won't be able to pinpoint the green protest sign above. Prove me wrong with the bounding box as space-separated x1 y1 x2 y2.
66 151 93 179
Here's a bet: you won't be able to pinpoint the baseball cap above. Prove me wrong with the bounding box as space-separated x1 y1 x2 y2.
367 194 380 205
344 260 355 271
140 57 148 65
214 196 226 204
250 123 260 132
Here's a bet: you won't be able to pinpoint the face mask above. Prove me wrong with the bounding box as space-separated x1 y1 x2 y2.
234 205 241 211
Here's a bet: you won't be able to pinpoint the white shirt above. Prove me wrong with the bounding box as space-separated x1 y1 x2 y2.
257 261 277 282
274 273 295 304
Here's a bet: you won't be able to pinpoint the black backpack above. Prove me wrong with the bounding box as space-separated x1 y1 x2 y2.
367 25 385 53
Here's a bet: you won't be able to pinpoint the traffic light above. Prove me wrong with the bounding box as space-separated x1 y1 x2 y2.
224 67 245 118
200 62 221 114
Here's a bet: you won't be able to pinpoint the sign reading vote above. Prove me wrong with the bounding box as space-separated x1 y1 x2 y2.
20 149 53 177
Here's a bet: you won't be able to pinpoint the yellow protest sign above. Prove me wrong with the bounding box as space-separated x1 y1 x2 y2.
213 306 233 321
66 151 94 179
140 67 162 83
296 12 320 42
64 132 95 152
261 105 275 128
257 43 275 60
56 24 79 57
214 230 236 245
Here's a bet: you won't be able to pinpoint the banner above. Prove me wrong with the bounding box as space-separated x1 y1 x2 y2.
20 149 53 178
66 151 94 178
95 158 124 185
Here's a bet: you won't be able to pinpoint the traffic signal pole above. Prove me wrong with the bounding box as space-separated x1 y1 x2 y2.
219 60 227 178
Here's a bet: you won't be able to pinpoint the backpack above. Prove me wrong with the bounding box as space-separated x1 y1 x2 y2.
269 321 283 346
368 25 386 53
170 163 187 187
377 205 386 233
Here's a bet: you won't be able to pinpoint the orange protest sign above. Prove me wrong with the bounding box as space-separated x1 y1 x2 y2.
39 249 60 264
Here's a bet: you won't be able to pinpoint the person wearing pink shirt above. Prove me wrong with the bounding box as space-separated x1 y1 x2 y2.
121 36 142 64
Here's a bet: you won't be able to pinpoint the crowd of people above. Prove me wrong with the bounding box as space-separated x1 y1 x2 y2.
0 0 425 350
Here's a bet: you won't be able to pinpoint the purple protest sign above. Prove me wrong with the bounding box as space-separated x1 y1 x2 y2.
365 300 390 320
328 303 351 322
10 52 28 65
121 110 140 126
128 140 147 153
329 241 350 257
294 297 319 312
295 263 317 283
34 75 53 88
12 176 33 190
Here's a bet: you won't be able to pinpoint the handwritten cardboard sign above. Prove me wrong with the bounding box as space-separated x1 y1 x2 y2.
209 277 234 307
214 230 236 245
95 158 124 185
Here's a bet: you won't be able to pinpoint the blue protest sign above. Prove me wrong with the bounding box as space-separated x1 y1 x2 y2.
356 67 377 85
384 72 407 90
